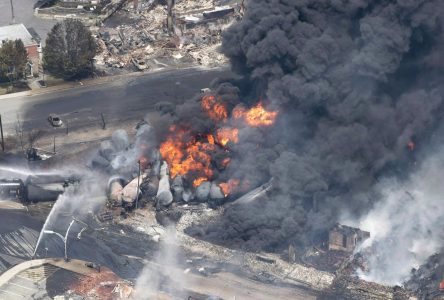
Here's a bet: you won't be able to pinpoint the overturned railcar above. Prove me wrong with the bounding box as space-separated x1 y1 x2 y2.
0 179 26 202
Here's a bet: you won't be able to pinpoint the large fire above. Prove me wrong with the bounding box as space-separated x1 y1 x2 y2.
159 126 215 186
201 95 228 122
233 102 278 127
159 96 278 196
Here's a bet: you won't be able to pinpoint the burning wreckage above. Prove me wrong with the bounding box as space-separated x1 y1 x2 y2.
93 0 444 296
92 93 279 211
2 0 441 298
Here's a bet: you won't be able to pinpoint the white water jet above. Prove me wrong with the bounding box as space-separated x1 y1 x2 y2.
32 196 62 258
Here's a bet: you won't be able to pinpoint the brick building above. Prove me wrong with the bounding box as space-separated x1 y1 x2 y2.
0 24 41 76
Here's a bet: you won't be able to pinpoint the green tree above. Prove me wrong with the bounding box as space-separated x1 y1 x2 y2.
43 19 97 80
0 39 28 83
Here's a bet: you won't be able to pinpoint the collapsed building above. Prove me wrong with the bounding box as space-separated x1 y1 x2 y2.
94 0 242 70
328 224 370 253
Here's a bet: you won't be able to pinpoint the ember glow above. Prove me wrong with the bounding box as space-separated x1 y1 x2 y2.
207 134 215 145
219 179 240 197
233 102 278 127
193 177 208 188
221 157 231 168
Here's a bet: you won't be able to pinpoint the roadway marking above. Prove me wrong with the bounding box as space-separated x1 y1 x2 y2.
0 288 26 298
8 282 34 291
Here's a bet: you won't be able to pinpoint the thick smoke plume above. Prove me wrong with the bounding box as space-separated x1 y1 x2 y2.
184 0 444 253
355 148 444 284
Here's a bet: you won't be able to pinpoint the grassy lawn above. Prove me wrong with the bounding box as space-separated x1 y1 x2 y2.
0 81 30 95
42 74 65 87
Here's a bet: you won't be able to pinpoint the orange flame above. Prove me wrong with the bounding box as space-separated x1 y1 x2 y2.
233 102 278 127
139 156 149 169
159 126 214 185
202 95 228 122
193 177 207 187
219 179 240 197
221 157 231 168
207 134 215 145
160 99 278 189
216 127 239 146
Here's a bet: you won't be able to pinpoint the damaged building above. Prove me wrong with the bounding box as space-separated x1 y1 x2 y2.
94 0 242 71
328 224 370 253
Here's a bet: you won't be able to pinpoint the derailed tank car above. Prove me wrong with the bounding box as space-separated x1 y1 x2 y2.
0 179 26 202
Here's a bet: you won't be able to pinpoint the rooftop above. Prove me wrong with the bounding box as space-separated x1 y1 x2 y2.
0 24 37 46
330 223 370 238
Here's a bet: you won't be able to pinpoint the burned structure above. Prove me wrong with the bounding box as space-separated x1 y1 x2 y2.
95 0 241 70
328 224 370 253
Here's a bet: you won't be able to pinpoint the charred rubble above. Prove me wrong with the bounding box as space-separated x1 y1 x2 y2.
405 253 444 300
94 0 243 70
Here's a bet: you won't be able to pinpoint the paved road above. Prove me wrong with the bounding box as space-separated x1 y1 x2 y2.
0 0 56 42
0 68 231 134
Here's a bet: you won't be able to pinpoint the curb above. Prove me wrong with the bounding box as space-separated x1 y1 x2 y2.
0 65 228 101
0 258 99 287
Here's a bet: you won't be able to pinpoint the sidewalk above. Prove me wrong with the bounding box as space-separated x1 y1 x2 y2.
0 64 226 101
0 70 151 101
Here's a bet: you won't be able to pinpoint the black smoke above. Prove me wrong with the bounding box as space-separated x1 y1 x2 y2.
183 0 444 251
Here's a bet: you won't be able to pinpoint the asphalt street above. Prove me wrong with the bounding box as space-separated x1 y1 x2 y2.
0 0 56 42
0 67 232 134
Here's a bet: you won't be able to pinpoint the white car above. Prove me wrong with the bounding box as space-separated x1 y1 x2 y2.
48 114 63 127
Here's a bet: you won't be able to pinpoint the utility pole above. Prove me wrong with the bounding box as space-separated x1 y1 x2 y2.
0 115 4 152
166 0 175 35
136 160 141 209
100 113 106 130
9 0 15 24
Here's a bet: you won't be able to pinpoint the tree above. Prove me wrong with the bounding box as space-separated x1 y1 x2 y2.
43 19 97 80
0 39 28 83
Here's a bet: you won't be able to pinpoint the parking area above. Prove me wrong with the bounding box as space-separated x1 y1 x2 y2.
0 0 56 43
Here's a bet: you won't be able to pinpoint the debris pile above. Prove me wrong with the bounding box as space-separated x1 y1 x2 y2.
405 253 444 300
319 276 417 300
67 267 133 299
95 0 242 70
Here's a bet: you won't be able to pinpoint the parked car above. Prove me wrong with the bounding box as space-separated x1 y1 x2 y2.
48 114 63 127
